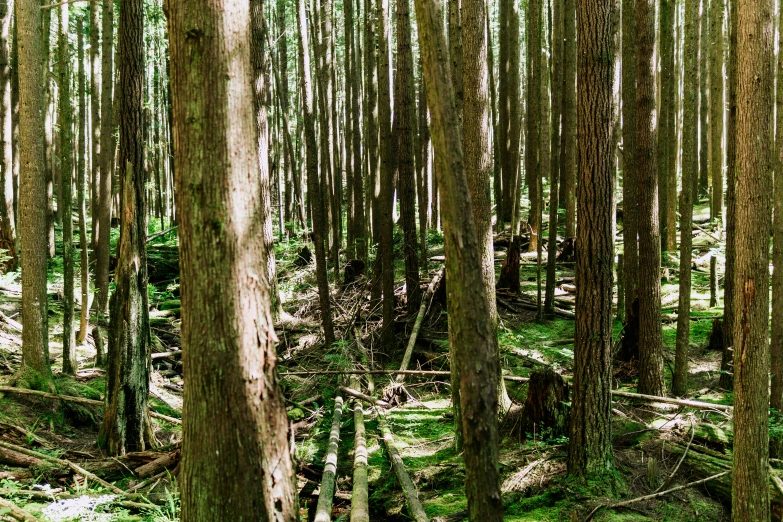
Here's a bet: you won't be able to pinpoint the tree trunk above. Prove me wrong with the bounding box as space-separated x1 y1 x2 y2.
698 0 709 198
498 0 520 226
622 0 638 320
526 0 541 252
520 369 569 440
89 0 100 249
395 0 420 314
635 0 664 397
567 0 616 478
96 0 113 318
772 0 783 446
659 0 675 252
99 0 152 455
59 2 75 376
413 0 502 517
42 5 54 260
167 1 298 518
0 0 15 272
365 0 379 250
77 17 88 345
561 0 576 239
417 66 430 268
351 0 365 263
16 0 51 388
732 0 772 517
710 0 724 222
673 0 698 398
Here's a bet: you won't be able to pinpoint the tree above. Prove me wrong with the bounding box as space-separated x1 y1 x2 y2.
168 1 298 518
0 0 15 272
561 0 576 239
710 0 724 221
96 0 113 320
99 0 152 454
567 0 616 478
59 2 75 375
77 16 88 345
364 0 379 248
773 0 783 442
498 0 519 227
731 0 772 517
16 0 51 388
698 0 709 197
635 0 664 397
350 0 365 262
413 0 502 516
300 0 336 346
526 0 541 251
659 0 675 251
395 0 420 314
89 0 100 248
673 0 698 398
621 0 638 320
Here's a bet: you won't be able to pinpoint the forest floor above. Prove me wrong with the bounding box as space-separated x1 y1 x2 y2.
0 201 755 521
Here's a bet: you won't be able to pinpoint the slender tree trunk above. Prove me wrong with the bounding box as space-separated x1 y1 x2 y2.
698 0 709 197
42 4 54 260
77 17 88 345
395 0 420 314
622 0 638 320
351 0 365 262
0 0 15 271
772 0 783 442
635 0 664 397
498 0 520 226
719 0 736 390
16 0 51 388
659 0 674 251
99 0 152 455
413 0 502 516
731 0 772 517
526 0 541 252
96 0 113 318
168 1 298 518
668 0 681 251
9 3 16 237
364 0 378 249
299 0 336 346
416 65 430 267
89 0 100 249
673 0 698 398
709 0 724 221
561 0 576 239
59 1 75 376
567 0 616 478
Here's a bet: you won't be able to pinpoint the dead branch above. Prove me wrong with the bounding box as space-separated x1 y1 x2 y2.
339 386 390 408
314 395 344 522
397 268 445 383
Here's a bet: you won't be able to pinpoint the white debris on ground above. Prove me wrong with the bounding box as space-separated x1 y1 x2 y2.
40 494 117 522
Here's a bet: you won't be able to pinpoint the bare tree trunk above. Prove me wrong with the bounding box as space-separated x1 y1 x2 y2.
709 0 724 222
698 0 709 198
89 0 100 249
659 0 675 251
526 0 541 252
498 0 520 226
0 0 15 271
561 0 576 239
622 0 638 320
77 17 88 345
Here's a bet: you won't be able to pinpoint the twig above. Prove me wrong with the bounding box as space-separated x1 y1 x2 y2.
655 422 695 492
583 471 729 522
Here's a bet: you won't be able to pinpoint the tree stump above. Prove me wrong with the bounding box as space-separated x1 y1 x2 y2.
497 235 522 294
519 368 570 441
616 296 640 363
343 259 366 284
707 318 724 352
556 237 576 262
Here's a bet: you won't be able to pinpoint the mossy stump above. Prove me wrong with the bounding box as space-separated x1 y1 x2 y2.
520 368 569 441
497 235 522 294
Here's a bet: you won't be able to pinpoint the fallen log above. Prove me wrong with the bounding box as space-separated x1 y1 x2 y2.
0 489 159 510
314 395 344 522
134 449 180 478
339 386 390 408
0 446 46 468
377 409 429 522
398 268 445 383
610 390 731 412
0 497 40 522
350 379 369 522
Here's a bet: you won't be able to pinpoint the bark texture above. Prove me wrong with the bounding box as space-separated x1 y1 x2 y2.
0 0 15 272
498 0 520 226
621 0 638 319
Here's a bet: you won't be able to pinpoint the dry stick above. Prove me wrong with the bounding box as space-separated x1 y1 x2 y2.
0 440 123 495
0 497 40 522
654 421 695 492
146 226 178 243
314 395 344 522
397 268 445 383
350 378 370 522
771 472 783 498
583 471 730 522
610 390 732 412
340 386 390 408
0 386 182 425
376 408 429 522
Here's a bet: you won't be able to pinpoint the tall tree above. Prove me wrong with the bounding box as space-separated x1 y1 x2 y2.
659 0 675 251
413 0 502 516
561 0 576 239
772 0 783 440
673 0 698 398
300 0 336 346
0 0 15 271
698 0 709 197
168 0 298 518
96 0 113 320
498 0 520 227
364 0 379 248
732 0 772 517
709 0 724 221
77 16 88 344
16 0 51 388
567 0 616 478
59 2 75 375
99 0 152 454
621 0 638 319
89 0 99 248
350 0 365 262
635 0 664 396
251 0 282 321
395 0 420 314
526 0 541 251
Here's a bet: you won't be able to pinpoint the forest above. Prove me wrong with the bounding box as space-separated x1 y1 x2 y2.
0 0 778 520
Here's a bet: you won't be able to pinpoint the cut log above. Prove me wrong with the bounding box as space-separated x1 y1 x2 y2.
350 379 369 522
134 449 180 478
314 395 344 522
377 409 429 522
519 368 570 440
397 268 445 382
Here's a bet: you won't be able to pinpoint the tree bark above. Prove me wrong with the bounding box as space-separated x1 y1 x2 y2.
77 17 88 345
567 0 616 478
634 0 664 397
659 0 675 251
622 0 638 320
772 0 783 443
731 0 773 518
526 0 541 252
498 0 520 226
16 0 51 388
674 0 698 398
561 0 576 239
96 0 113 319
0 0 15 272
698 0 709 197
167 2 298 518
99 0 152 455
413 0 502 517
89 0 100 249
710 0 724 221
